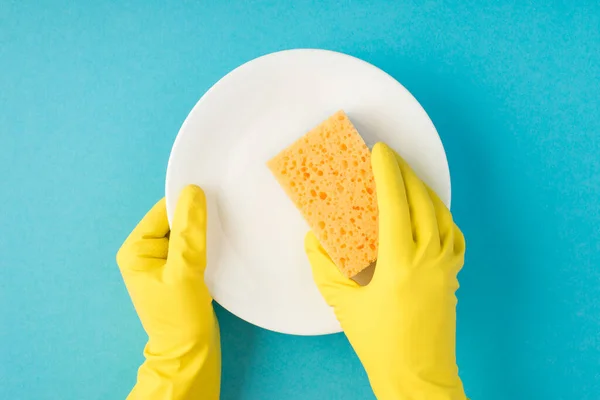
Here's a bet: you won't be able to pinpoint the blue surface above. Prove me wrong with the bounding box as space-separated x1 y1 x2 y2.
1 1 599 399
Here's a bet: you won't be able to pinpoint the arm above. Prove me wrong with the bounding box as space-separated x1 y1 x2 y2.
117 185 221 400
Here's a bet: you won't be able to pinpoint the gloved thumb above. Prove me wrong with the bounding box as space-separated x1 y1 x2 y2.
305 232 358 306
168 185 208 273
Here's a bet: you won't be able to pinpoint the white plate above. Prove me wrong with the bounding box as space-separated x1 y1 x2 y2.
166 49 450 335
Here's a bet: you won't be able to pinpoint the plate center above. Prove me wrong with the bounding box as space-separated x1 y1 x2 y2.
217 128 310 280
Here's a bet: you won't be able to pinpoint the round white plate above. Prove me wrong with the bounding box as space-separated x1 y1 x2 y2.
166 49 450 335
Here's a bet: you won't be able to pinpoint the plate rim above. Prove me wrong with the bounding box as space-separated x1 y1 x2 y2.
165 48 451 335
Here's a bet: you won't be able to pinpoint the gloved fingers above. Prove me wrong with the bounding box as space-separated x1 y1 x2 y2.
393 151 440 253
168 185 208 273
305 232 359 305
453 223 466 257
371 143 414 263
426 187 455 253
440 223 467 276
129 237 169 260
117 239 170 272
117 198 170 271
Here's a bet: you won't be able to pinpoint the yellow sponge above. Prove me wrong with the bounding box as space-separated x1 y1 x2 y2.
267 110 378 277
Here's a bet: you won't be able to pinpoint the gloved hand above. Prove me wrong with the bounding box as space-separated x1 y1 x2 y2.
306 143 467 400
117 185 220 400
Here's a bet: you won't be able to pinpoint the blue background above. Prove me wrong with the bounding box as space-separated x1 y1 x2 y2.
2 1 599 399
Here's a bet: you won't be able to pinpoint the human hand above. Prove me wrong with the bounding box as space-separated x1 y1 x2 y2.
306 143 467 399
117 185 220 400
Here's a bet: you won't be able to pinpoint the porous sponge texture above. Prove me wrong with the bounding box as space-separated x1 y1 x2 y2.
267 110 378 277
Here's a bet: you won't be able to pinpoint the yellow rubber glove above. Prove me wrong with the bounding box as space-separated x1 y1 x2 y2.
306 143 467 400
116 185 220 400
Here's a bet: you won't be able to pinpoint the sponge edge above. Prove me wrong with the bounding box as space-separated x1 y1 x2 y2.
267 110 378 278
